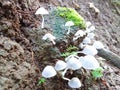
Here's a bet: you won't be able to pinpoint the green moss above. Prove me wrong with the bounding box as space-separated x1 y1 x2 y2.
56 7 86 29
112 0 120 6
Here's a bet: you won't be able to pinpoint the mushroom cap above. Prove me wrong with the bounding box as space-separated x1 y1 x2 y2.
82 37 91 44
86 25 95 33
55 60 67 71
79 55 100 70
35 7 49 15
87 33 95 39
42 33 56 40
82 45 98 56
73 30 85 41
79 43 85 49
68 77 81 88
66 56 82 70
93 41 104 49
65 21 74 26
89 2 95 8
42 66 57 78
74 30 85 37
86 21 92 28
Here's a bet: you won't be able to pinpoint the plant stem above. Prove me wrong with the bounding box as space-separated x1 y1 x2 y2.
50 38 56 45
67 26 71 34
41 15 44 28
61 68 70 81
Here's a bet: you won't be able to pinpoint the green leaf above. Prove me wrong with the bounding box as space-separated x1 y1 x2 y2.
91 67 104 79
66 45 79 52
61 51 77 57
38 78 46 85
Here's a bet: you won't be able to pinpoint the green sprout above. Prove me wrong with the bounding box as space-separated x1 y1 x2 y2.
91 67 104 79
61 45 78 57
66 45 79 52
38 78 46 85
61 51 77 57
56 7 86 29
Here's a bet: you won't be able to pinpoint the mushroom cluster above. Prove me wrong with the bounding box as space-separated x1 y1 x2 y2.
37 7 105 88
42 55 82 88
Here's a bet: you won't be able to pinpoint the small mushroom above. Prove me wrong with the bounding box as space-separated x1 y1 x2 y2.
73 30 85 41
79 55 100 70
79 43 86 49
66 55 82 70
42 33 56 45
35 7 49 28
68 77 81 88
61 55 82 81
89 2 100 14
82 45 98 56
65 21 74 34
85 25 95 33
87 32 95 39
93 41 104 49
86 21 92 28
42 66 57 78
55 60 67 71
82 37 91 45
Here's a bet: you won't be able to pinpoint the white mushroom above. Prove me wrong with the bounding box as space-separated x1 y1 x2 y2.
82 37 91 45
66 55 82 70
85 25 95 33
61 55 82 81
65 21 74 34
79 55 100 70
89 2 100 14
42 33 56 45
86 21 92 28
68 77 81 88
93 41 104 49
87 32 95 39
79 43 86 49
82 45 98 56
55 60 67 71
42 66 57 78
35 7 49 28
73 30 85 41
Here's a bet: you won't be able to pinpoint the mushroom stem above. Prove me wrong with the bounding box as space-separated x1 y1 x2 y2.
61 68 70 81
67 26 71 34
76 51 83 54
41 15 44 28
62 76 70 81
50 38 56 45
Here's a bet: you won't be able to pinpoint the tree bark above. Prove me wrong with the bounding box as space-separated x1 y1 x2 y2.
97 49 120 69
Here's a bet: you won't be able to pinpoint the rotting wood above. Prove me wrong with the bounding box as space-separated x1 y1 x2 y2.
97 48 120 69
